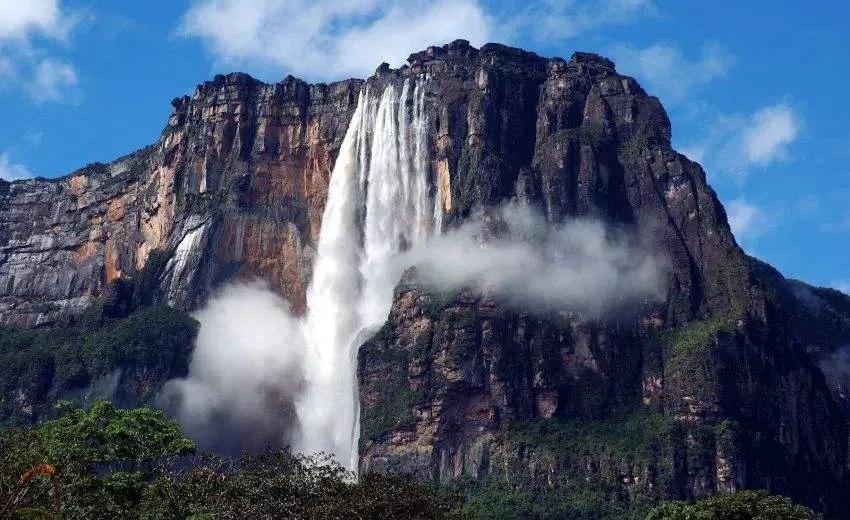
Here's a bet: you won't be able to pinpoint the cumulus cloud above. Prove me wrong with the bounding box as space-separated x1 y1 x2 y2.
0 0 82 103
726 199 767 240
0 151 34 181
503 0 656 43
0 0 75 41
28 58 77 103
179 0 661 80
681 103 801 179
179 0 492 80
160 282 306 455
611 42 731 102
741 104 799 166
400 204 667 317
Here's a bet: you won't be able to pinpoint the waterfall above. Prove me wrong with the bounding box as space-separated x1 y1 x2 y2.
296 77 437 473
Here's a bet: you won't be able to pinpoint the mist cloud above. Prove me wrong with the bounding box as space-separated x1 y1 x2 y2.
160 281 305 455
401 204 667 318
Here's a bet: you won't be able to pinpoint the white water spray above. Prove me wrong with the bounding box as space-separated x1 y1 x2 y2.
297 77 437 472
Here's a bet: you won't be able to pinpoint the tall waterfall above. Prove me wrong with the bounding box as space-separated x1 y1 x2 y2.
296 78 437 472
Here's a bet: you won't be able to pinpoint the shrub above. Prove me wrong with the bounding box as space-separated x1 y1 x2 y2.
0 403 464 520
647 490 819 520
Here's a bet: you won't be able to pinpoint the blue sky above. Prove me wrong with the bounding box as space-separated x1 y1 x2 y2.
0 0 848 291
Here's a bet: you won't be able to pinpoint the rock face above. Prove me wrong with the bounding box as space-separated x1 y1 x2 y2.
353 41 850 516
1 40 849 516
0 74 361 326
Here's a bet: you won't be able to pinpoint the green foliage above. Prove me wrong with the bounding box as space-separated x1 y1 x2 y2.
1 402 194 519
559 126 606 148
424 290 455 320
0 305 199 427
1 403 462 519
452 411 675 519
454 477 634 520
505 409 671 462
659 315 737 357
371 320 396 343
359 332 416 443
139 452 465 520
655 314 738 403
646 490 819 520
38 401 195 472
620 134 650 159
362 384 415 443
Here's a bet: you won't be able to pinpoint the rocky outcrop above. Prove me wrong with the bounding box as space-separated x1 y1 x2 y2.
2 39 849 517
0 74 361 326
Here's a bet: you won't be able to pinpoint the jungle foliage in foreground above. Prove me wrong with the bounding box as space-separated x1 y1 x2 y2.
0 402 463 519
0 402 819 520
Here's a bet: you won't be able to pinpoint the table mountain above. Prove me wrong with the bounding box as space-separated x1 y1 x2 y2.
1 40 848 517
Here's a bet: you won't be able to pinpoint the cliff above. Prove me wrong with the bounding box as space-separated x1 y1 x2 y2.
353 41 850 516
1 40 849 517
0 74 361 326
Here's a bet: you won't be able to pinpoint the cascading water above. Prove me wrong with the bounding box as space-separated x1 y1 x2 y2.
296 77 438 473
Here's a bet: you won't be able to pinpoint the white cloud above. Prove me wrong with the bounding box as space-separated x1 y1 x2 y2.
742 103 799 165
834 281 850 295
0 0 82 103
28 58 77 103
726 199 766 240
611 42 731 102
179 0 492 80
401 204 666 317
820 212 850 233
680 103 800 179
160 281 306 454
504 0 656 43
0 0 73 41
0 56 13 79
179 0 660 80
0 152 34 181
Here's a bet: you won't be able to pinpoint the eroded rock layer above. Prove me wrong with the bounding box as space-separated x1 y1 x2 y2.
0 74 361 326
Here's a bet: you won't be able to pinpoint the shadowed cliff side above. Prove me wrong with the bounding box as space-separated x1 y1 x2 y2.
351 41 850 518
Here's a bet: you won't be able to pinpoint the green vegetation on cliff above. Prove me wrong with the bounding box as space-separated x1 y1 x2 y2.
451 411 672 519
505 409 671 462
647 490 819 520
0 304 198 427
358 325 416 444
658 314 737 357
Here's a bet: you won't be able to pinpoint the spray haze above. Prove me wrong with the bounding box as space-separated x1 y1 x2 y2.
160 281 305 455
402 204 667 317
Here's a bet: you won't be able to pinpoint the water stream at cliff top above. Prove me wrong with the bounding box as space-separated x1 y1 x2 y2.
296 78 437 472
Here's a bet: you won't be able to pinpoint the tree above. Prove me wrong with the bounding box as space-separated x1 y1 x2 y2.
1 401 194 519
646 490 820 520
1 402 464 520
